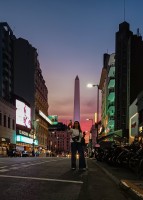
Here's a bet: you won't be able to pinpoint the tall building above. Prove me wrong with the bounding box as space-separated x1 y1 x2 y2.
0 22 49 155
99 53 109 136
0 22 16 154
0 22 15 103
128 30 143 104
115 21 143 138
74 75 80 122
106 53 115 133
115 22 133 138
14 38 49 151
99 53 115 137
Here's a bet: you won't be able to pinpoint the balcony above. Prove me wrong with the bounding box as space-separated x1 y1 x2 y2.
107 106 115 116
107 120 115 132
108 66 115 78
108 79 115 89
108 92 115 102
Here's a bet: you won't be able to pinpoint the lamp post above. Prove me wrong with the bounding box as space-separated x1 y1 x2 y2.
87 83 99 143
32 119 39 156
86 118 94 157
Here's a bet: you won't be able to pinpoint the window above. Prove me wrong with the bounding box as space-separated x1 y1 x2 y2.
12 119 15 130
0 113 2 125
8 117 10 128
4 115 6 127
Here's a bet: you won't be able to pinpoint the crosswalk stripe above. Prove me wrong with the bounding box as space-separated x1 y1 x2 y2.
0 166 7 169
0 158 65 172
0 169 9 172
0 174 83 184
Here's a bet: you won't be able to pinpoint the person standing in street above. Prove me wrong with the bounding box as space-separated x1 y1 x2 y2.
68 120 86 171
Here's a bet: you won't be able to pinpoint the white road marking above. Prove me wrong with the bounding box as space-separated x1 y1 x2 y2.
11 164 20 166
0 158 65 172
0 169 9 172
0 166 7 169
0 175 83 184
19 159 59 167
20 163 27 165
9 167 20 170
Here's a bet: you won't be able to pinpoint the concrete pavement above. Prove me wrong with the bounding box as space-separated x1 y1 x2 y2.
1 156 143 199
89 158 143 200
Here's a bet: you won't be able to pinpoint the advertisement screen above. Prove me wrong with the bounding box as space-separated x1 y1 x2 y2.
16 99 31 129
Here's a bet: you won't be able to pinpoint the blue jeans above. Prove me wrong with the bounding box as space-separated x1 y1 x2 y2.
71 142 86 169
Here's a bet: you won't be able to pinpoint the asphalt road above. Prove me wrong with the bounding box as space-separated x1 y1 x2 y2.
0 157 133 200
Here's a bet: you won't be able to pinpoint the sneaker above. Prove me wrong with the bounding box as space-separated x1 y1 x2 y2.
71 168 76 170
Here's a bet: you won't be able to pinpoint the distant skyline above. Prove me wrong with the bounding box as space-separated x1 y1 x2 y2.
0 0 143 131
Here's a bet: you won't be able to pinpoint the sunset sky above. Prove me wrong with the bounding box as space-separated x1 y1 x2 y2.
0 0 143 132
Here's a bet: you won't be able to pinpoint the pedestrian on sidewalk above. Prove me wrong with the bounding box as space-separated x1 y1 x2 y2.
68 120 86 171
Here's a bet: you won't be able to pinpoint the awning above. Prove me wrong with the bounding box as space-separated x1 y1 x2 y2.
98 130 123 143
98 133 115 143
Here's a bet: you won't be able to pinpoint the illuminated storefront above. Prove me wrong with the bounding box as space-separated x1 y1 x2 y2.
16 130 38 151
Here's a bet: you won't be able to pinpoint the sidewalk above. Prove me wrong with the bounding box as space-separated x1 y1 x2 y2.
91 158 143 200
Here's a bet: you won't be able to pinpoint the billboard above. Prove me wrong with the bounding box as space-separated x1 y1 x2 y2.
48 115 58 125
130 113 138 138
39 110 58 125
16 99 31 129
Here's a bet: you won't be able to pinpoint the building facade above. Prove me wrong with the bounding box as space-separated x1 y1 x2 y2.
115 22 133 138
0 98 16 155
115 21 143 138
99 53 115 137
137 91 143 138
14 38 49 152
0 22 16 155
0 22 15 104
47 123 70 156
106 53 115 133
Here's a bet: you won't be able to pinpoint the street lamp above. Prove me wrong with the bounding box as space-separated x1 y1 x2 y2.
86 118 93 125
87 83 99 143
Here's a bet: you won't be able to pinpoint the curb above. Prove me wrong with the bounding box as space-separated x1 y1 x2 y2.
120 180 143 200
95 161 143 200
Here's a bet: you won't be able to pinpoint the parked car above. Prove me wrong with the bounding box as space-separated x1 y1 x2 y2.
8 149 21 157
22 151 29 157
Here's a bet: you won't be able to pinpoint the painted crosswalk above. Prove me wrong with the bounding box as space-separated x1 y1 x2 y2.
0 158 64 173
0 169 9 172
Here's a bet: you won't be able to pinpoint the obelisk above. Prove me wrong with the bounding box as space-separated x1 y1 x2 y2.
74 75 80 122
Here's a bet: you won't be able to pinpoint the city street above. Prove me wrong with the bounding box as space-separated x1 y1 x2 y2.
0 157 133 200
